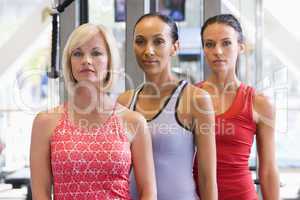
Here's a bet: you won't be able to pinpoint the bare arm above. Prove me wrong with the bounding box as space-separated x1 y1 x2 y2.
30 112 53 200
117 90 134 108
125 111 157 200
254 94 280 200
189 86 217 200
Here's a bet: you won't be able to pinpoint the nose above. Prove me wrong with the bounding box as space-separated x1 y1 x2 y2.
144 43 155 57
213 44 223 55
82 54 92 65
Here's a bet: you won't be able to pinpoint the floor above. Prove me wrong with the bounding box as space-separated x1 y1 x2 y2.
280 169 300 199
0 169 298 200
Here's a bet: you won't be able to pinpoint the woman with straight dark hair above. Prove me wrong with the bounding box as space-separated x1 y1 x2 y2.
195 14 280 200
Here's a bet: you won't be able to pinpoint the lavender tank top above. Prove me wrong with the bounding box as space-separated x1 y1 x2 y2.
129 80 199 200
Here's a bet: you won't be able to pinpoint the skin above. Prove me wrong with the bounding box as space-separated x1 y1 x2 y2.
118 16 217 200
70 33 109 85
30 31 157 200
201 22 280 199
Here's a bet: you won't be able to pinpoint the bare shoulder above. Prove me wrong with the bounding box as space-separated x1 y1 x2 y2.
116 104 147 136
118 104 147 127
34 105 63 123
253 92 275 125
117 89 135 108
254 92 275 116
32 105 64 139
182 84 213 107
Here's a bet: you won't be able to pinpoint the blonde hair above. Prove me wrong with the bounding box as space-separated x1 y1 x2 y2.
62 23 121 92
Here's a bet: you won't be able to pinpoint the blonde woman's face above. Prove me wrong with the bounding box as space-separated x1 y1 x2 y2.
70 33 109 85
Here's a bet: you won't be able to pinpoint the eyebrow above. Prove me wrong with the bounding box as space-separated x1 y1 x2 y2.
221 37 231 41
92 47 103 50
204 37 232 42
72 46 103 51
135 33 164 38
152 33 164 37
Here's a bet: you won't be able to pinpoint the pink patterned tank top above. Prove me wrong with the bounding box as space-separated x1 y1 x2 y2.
50 104 132 200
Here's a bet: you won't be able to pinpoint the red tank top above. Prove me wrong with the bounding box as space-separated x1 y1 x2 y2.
50 104 132 200
195 82 258 200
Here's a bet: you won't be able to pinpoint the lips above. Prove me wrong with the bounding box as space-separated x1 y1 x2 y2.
213 59 226 64
79 68 95 73
142 60 158 65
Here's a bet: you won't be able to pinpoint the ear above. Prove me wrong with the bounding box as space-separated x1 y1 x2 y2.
171 40 179 56
238 42 246 54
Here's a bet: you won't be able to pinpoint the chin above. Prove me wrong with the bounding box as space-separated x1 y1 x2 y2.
77 74 104 82
211 65 227 71
143 67 162 75
75 78 101 87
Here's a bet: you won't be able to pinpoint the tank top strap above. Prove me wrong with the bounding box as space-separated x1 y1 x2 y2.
243 84 256 102
52 102 70 135
164 80 188 112
194 80 205 88
129 85 143 110
111 100 119 115
60 101 69 121
129 80 188 112
239 83 256 121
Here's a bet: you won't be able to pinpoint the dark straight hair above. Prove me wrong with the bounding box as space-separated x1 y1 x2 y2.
201 14 244 46
201 14 244 76
134 12 179 43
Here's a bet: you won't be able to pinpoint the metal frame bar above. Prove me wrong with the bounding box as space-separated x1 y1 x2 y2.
58 0 79 102
255 0 263 197
203 0 221 79
255 0 263 87
79 0 89 24
125 0 151 89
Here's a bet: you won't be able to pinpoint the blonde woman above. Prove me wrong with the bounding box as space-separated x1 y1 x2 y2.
30 23 156 200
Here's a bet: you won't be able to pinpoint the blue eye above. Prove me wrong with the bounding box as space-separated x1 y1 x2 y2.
91 51 102 56
72 51 82 57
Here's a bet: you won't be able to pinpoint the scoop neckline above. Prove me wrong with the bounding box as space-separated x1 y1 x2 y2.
63 103 117 132
197 81 244 118
134 80 184 122
215 83 244 118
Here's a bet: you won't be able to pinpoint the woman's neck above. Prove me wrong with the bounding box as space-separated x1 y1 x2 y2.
207 72 240 93
70 86 113 115
144 66 178 94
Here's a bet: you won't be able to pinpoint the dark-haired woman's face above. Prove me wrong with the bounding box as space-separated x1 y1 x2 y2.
202 23 244 74
133 17 178 75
